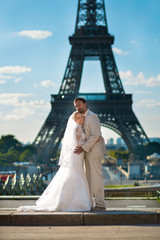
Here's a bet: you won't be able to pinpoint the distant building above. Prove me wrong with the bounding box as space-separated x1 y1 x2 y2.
116 138 127 149
106 137 127 150
117 157 123 166
128 161 144 180
107 138 114 145
13 162 40 175
117 138 123 145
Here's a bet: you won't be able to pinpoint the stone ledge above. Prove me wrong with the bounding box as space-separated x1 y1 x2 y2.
0 210 160 226
0 211 11 226
84 210 159 225
11 212 83 226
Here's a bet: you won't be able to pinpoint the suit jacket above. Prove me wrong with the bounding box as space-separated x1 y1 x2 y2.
82 109 106 159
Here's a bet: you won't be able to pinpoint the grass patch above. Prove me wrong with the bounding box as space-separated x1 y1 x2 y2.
157 199 160 203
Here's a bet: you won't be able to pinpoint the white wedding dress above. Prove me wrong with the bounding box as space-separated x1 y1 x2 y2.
17 123 91 212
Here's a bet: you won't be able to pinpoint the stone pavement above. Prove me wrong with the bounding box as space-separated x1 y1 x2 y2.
1 198 160 209
0 208 160 226
0 199 160 240
0 225 160 240
0 198 160 226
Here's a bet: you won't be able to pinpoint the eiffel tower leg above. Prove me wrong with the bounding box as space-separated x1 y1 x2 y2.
87 98 149 152
59 46 84 96
34 113 66 163
100 46 124 95
119 110 150 150
34 100 75 162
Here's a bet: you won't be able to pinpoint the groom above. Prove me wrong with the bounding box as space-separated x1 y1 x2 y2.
73 97 106 211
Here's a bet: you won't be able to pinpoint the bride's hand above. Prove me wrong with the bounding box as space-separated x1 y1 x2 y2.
73 146 84 155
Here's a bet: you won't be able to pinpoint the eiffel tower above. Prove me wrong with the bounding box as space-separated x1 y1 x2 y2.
34 0 149 162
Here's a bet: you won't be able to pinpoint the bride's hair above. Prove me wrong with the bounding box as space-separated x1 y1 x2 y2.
71 111 79 121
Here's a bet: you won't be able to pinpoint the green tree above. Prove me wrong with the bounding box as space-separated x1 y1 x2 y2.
0 151 18 166
0 135 22 153
0 134 37 166
8 148 20 161
0 153 7 166
5 151 18 164
19 150 33 162
107 149 129 163
23 144 37 154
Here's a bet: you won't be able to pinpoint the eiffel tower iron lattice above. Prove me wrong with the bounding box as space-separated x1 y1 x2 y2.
34 0 149 162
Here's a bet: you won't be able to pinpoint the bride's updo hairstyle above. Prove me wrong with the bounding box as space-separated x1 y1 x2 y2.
71 111 79 122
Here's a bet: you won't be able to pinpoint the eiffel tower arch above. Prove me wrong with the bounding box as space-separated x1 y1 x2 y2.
34 0 149 162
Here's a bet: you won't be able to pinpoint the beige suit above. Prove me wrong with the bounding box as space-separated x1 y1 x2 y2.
82 109 106 208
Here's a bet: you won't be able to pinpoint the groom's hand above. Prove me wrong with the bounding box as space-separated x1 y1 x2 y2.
73 146 84 155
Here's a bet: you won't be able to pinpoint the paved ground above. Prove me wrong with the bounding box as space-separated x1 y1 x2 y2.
0 225 160 240
0 199 160 210
106 199 160 209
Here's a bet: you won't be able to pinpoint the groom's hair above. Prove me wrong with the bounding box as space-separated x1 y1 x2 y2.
74 97 87 104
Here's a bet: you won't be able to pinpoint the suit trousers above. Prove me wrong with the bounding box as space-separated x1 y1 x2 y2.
85 155 105 208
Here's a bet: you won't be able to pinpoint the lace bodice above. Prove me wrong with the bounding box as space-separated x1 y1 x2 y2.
59 121 85 168
75 125 85 146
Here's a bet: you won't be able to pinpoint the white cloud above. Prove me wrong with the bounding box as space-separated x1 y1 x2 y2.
2 107 35 120
136 99 160 108
113 47 129 56
147 75 160 87
40 79 56 87
130 40 139 45
0 66 31 75
133 90 151 94
14 77 22 83
26 100 50 109
120 70 160 87
0 66 31 85
154 38 160 50
0 93 32 106
14 30 52 40
0 93 50 108
0 93 50 120
0 75 12 80
0 80 6 84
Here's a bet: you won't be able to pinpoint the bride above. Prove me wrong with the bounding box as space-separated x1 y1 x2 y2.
17 111 91 212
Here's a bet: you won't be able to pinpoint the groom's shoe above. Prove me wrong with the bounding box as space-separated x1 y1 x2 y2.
91 206 106 211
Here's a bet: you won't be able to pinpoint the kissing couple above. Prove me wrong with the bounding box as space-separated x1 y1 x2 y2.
17 97 106 212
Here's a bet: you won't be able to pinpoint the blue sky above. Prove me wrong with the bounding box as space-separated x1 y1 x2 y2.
0 0 160 144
